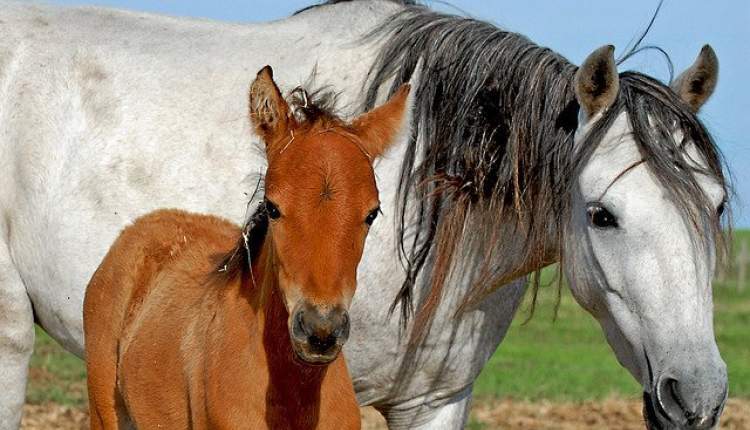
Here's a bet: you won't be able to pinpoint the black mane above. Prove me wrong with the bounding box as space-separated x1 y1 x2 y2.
362 6 579 332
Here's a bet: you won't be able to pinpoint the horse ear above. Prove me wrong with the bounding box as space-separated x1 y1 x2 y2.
351 84 411 160
671 45 718 113
574 45 619 119
249 66 291 151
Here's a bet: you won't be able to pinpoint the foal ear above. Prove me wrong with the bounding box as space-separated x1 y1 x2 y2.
574 45 620 119
351 84 411 160
671 45 718 113
249 66 291 150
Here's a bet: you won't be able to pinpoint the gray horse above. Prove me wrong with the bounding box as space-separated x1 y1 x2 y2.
0 1 727 428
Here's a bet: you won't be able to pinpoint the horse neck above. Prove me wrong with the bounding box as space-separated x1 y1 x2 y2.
246 240 329 420
364 8 582 300
440 51 577 287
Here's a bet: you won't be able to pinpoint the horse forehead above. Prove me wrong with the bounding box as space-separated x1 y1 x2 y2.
579 113 642 197
266 135 377 204
579 112 720 203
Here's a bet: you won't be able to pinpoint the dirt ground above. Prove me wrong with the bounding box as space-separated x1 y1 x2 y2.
21 399 750 429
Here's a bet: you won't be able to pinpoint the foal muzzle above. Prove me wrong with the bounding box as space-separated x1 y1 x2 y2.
289 303 350 364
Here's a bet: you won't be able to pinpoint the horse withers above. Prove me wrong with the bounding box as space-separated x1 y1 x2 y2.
83 66 410 429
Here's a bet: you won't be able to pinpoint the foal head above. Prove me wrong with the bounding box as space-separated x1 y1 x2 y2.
248 66 409 364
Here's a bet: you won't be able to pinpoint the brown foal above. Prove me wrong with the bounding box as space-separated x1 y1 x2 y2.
83 66 410 429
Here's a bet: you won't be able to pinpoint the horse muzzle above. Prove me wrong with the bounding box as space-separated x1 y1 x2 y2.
643 361 728 430
289 302 350 365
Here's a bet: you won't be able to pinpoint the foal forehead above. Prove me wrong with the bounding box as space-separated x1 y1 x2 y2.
266 130 377 202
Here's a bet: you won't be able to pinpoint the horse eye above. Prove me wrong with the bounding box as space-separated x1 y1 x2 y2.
265 200 281 220
717 201 726 217
365 208 380 226
588 205 618 229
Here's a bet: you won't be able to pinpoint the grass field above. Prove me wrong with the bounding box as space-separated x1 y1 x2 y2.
25 232 750 410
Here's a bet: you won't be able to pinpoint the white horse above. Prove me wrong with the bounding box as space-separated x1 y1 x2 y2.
0 1 728 429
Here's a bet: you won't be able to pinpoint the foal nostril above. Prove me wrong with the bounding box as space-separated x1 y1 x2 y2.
292 305 350 355
332 311 350 340
307 310 349 354
292 310 309 340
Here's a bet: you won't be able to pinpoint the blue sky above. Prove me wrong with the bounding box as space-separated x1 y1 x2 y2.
45 0 750 226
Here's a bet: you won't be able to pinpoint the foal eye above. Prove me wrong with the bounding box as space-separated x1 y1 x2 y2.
588 205 618 229
265 200 281 220
717 201 726 217
365 208 380 226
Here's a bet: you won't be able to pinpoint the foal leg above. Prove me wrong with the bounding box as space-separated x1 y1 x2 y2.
0 241 36 429
85 345 127 430
84 276 130 429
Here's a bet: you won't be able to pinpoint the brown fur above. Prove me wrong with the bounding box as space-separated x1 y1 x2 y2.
84 66 409 429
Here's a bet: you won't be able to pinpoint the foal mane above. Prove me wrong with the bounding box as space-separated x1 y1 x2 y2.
358 5 729 342
215 201 270 281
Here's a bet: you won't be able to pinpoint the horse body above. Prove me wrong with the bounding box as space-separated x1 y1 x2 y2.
0 1 729 429
0 3 522 428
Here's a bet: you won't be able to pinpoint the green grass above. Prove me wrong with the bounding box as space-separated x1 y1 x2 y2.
26 232 750 407
27 327 87 406
474 271 640 401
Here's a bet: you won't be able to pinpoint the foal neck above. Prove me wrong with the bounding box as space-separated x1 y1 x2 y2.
244 242 331 427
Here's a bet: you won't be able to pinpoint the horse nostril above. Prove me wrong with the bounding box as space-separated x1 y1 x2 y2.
655 377 685 424
655 377 719 429
666 379 691 420
653 374 728 430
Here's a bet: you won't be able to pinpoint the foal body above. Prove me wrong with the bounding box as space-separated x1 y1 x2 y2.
84 67 410 429
85 209 358 429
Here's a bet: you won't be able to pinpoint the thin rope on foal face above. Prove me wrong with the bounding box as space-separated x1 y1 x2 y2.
279 129 296 154
279 127 373 161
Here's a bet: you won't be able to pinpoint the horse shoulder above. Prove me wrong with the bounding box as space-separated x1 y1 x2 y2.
97 209 240 427
199 277 269 428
